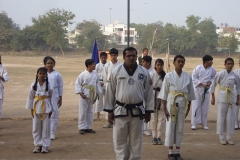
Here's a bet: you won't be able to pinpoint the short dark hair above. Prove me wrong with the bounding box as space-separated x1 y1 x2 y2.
123 47 138 56
85 59 95 68
202 55 213 64
174 55 185 62
109 48 118 55
142 48 148 52
100 52 107 57
142 55 152 65
225 58 234 64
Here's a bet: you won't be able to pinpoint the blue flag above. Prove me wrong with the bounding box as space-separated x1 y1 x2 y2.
91 39 99 64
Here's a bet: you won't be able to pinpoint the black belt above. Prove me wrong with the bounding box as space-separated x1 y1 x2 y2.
153 87 160 91
115 100 144 120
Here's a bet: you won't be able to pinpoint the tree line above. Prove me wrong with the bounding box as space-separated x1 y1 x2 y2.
0 9 239 56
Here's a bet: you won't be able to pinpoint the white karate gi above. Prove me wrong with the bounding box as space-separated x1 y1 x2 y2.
104 64 154 160
0 64 9 118
103 60 122 119
191 65 216 126
95 62 107 112
158 70 195 147
211 69 240 135
143 67 154 132
26 82 55 148
234 68 240 122
48 70 63 134
149 71 165 133
75 70 102 130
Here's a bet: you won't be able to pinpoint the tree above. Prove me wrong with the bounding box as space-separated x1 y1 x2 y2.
75 20 107 52
0 11 20 50
218 34 239 56
32 8 75 55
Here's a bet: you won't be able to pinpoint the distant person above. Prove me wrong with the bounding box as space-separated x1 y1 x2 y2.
149 59 166 145
141 55 154 136
234 60 240 129
43 56 63 140
0 56 9 119
158 55 195 160
137 48 149 66
211 58 240 145
95 52 108 120
26 67 55 153
191 55 216 130
102 48 122 128
104 47 154 159
75 59 102 134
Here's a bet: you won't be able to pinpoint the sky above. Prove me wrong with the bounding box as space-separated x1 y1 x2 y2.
0 0 239 29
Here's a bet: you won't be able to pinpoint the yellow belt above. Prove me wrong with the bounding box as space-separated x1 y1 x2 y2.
169 91 187 122
82 85 96 100
219 86 233 108
33 96 50 121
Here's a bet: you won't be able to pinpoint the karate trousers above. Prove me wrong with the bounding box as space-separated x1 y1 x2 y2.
216 102 235 135
33 113 51 147
78 97 94 130
113 115 143 160
191 92 210 126
165 105 185 147
51 96 60 134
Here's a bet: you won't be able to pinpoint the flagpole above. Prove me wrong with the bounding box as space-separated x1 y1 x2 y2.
127 0 130 47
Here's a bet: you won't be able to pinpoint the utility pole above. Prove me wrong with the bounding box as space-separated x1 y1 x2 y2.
127 0 130 47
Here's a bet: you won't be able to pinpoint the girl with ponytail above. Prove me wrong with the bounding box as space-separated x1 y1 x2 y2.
149 58 166 145
26 67 55 153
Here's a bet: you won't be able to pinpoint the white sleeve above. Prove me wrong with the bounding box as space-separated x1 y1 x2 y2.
144 70 154 112
75 74 83 94
104 69 117 112
2 67 9 82
210 72 220 93
25 83 35 109
210 68 216 85
49 84 56 112
158 75 169 100
57 73 63 96
192 67 201 87
187 76 196 101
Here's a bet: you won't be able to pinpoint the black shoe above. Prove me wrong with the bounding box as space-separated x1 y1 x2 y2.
79 129 85 134
168 154 176 160
175 153 183 160
85 129 96 133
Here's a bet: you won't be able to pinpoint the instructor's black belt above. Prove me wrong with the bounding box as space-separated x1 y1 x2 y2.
115 100 144 120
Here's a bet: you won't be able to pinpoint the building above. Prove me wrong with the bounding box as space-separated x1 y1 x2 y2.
100 20 138 45
216 23 240 52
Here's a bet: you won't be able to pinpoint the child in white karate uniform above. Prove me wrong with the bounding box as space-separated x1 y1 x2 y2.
149 59 166 145
26 67 55 153
43 56 63 140
0 56 9 118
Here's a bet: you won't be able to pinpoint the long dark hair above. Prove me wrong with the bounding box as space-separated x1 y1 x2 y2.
33 67 48 92
154 58 166 80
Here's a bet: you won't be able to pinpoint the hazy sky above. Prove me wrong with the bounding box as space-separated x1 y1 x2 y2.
0 0 239 29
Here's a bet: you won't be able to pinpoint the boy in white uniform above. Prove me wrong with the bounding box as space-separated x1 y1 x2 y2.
211 58 240 145
158 55 195 160
75 59 102 134
191 55 216 130
104 47 154 160
103 48 122 128
141 55 154 136
0 56 9 118
95 52 108 120
233 59 240 129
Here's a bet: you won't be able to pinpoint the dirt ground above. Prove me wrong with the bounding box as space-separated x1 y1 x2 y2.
0 53 240 159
